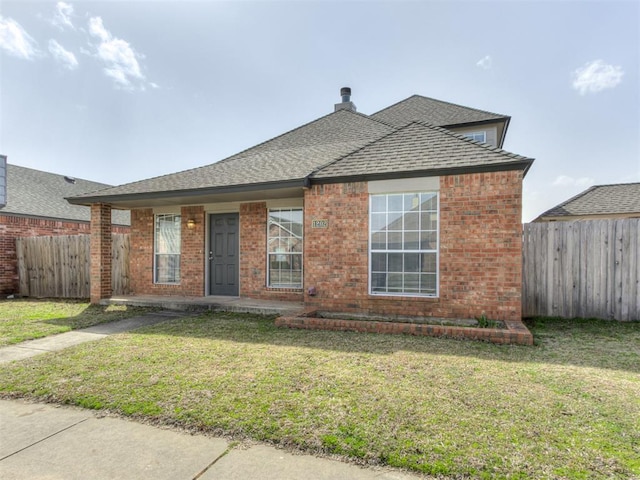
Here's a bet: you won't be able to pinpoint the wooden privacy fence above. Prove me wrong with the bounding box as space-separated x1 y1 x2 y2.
16 234 130 298
523 219 639 321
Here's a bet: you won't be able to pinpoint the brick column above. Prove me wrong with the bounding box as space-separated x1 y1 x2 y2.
90 203 112 304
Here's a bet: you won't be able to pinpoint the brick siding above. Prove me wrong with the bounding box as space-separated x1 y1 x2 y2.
124 170 523 322
0 214 128 295
239 202 303 301
129 206 205 296
302 172 524 322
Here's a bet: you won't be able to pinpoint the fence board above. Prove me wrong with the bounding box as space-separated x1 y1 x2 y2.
523 219 640 321
16 234 129 298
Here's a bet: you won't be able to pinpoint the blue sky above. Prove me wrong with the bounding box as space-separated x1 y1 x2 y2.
1 0 638 221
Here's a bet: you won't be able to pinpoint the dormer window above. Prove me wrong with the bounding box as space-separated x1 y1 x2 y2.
464 131 486 143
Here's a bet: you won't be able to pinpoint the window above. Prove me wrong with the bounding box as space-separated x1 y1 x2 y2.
267 208 303 288
154 214 181 284
370 193 438 296
464 131 486 143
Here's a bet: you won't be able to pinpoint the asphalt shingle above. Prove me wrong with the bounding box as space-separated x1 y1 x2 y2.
370 95 508 127
70 110 395 199
1 164 130 225
537 183 640 218
312 122 532 179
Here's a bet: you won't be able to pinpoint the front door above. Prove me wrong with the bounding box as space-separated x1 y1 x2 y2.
209 213 239 296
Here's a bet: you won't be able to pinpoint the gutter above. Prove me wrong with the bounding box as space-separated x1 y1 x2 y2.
66 178 308 206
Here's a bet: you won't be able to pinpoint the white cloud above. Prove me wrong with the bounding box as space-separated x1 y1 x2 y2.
552 175 595 188
88 16 146 90
52 2 75 31
48 39 78 70
476 55 492 70
572 60 623 95
0 16 38 59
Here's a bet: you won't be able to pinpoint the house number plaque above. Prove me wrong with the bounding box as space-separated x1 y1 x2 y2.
312 219 329 228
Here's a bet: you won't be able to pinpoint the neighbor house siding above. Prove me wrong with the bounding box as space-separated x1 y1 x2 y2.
0 214 128 295
303 171 523 322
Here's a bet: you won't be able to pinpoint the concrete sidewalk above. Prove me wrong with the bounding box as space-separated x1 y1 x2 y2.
0 311 185 364
0 399 419 480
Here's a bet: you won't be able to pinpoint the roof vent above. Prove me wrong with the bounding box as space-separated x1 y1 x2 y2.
334 86 356 113
64 176 76 184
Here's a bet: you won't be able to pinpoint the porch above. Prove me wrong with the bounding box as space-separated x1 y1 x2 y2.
102 295 304 317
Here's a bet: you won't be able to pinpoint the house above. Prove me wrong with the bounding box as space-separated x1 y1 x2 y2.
68 88 534 324
0 158 130 295
534 183 640 222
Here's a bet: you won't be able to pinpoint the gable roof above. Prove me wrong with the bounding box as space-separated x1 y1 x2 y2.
67 93 531 208
0 164 130 225
312 121 532 182
370 95 509 128
536 183 640 220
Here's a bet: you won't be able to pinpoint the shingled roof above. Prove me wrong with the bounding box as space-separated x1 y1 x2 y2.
312 121 532 181
370 95 509 127
67 93 529 207
536 183 640 220
0 164 130 225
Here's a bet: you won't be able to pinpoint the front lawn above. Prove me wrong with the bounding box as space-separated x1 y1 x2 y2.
0 299 157 346
0 312 638 478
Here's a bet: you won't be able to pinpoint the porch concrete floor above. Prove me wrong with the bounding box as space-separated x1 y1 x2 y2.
102 295 304 317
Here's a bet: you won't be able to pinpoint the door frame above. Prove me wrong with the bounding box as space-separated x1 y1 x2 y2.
207 212 240 296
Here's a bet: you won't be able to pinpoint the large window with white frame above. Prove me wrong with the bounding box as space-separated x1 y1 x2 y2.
267 208 303 288
154 214 181 284
369 192 438 296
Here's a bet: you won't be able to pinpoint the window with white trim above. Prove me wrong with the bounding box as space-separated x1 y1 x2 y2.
464 131 486 143
267 208 303 288
369 193 438 296
154 214 181 284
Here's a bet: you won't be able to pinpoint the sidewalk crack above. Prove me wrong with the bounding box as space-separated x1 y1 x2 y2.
191 441 239 480
0 417 90 462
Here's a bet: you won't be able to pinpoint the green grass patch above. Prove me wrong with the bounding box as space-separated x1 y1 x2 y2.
0 312 638 478
0 299 158 346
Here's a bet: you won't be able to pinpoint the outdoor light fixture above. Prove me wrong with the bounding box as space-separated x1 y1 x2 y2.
187 218 196 229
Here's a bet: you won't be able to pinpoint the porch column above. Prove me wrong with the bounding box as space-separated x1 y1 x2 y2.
90 203 112 304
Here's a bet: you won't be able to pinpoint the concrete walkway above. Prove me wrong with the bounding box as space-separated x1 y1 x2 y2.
0 311 185 364
0 399 419 480
0 312 421 479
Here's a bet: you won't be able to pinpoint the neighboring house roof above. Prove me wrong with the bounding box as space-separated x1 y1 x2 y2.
370 95 509 128
67 93 532 208
0 164 130 225
535 183 640 221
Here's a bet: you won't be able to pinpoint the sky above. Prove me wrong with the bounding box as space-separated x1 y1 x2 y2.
0 0 638 222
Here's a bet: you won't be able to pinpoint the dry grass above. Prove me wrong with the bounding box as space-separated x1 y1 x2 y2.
0 299 157 346
0 312 638 479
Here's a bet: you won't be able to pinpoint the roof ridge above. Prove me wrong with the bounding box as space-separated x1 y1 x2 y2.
370 94 509 121
309 121 405 177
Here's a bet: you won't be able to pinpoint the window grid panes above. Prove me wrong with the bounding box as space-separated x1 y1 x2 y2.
464 131 486 143
154 214 181 284
267 209 303 288
370 193 438 296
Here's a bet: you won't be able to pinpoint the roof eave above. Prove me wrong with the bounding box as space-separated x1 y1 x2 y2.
66 178 309 207
310 159 534 185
